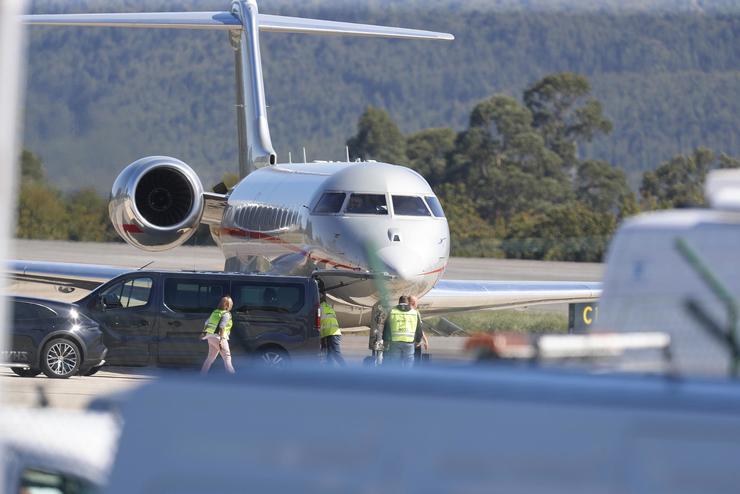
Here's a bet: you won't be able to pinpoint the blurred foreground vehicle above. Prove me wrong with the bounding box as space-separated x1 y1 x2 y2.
0 407 119 494
1 296 107 378
596 169 740 377
92 364 740 493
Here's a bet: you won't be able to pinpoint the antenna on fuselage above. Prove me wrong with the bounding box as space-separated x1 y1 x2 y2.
288 152 292 164
345 146 350 163
303 147 307 164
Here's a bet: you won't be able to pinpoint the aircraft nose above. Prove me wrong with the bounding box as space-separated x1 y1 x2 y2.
375 246 424 280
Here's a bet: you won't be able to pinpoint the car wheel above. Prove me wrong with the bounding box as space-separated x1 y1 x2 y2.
11 367 41 377
257 347 289 368
84 365 103 376
41 338 81 379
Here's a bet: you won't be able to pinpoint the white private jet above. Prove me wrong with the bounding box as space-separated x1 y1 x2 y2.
14 1 599 332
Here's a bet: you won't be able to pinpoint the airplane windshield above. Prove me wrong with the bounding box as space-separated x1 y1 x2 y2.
392 195 431 216
314 192 346 214
346 194 388 215
424 196 445 218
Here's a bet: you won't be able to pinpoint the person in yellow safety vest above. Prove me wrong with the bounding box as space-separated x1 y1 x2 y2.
383 295 423 367
409 296 429 366
200 296 236 375
320 292 346 367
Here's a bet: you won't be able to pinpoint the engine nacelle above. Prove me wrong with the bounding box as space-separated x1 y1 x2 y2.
109 156 205 251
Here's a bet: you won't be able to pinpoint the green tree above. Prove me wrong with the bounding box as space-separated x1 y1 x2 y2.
66 188 116 242
640 147 716 209
524 73 612 168
575 160 638 218
16 181 69 240
448 95 568 222
20 150 44 182
504 202 615 262
405 128 455 187
346 106 407 165
436 183 504 258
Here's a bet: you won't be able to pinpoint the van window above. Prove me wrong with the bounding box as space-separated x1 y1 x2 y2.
346 194 388 215
232 282 304 313
314 192 346 213
101 277 153 309
164 279 229 313
392 195 431 216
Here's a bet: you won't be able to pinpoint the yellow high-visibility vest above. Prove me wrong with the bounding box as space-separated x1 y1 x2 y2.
388 307 418 343
320 302 341 338
204 309 233 338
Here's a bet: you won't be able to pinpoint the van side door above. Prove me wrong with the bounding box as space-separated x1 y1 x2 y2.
230 280 307 357
157 277 229 366
89 275 157 366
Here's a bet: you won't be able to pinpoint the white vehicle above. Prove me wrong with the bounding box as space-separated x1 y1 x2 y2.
596 170 740 376
100 365 740 494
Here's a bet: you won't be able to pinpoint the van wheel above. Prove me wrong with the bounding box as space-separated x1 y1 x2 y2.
11 367 41 377
41 338 81 379
257 347 289 368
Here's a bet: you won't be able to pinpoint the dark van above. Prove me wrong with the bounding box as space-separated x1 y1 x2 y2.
76 271 321 368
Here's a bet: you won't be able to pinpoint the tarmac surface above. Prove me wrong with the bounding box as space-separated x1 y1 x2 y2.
3 239 602 409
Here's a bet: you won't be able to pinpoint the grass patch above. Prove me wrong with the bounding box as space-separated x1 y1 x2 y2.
426 309 568 335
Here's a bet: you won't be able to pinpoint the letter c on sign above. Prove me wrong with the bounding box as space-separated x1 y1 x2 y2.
583 306 593 325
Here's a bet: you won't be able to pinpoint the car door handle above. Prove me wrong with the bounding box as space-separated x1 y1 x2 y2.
168 321 182 327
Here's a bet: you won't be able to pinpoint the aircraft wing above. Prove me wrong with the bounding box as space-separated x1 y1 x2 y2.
8 260 130 292
22 12 453 40
419 280 601 314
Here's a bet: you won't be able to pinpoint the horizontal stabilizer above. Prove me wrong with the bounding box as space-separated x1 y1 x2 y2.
258 14 454 40
22 11 454 40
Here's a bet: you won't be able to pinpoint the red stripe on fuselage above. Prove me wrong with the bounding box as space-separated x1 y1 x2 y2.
220 226 359 271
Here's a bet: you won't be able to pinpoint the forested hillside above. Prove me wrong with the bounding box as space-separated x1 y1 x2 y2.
23 0 740 192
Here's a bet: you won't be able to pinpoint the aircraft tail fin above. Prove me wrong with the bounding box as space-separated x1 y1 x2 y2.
23 12 454 40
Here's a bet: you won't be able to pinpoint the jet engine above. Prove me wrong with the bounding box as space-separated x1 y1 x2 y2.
109 156 205 251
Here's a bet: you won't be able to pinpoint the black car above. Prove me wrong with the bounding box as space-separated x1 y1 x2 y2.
4 296 108 378
75 271 321 368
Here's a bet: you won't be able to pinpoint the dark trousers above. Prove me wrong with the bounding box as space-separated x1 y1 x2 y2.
321 335 347 367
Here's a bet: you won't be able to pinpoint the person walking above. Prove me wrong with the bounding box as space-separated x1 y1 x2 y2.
200 296 236 375
383 295 422 367
320 291 346 367
409 295 429 365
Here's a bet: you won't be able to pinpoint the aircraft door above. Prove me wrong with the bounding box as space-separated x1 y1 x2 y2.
158 277 230 366
92 276 156 366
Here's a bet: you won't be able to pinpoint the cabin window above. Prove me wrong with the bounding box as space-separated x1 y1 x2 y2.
392 195 431 216
424 196 446 218
346 194 388 215
314 192 346 214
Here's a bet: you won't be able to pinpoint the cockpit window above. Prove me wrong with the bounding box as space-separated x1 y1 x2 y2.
346 194 388 215
314 192 346 214
425 196 445 218
392 196 431 216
